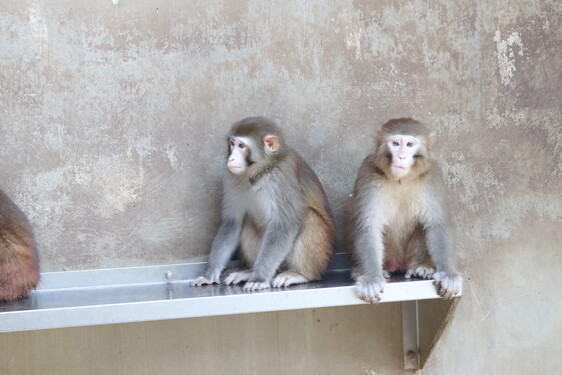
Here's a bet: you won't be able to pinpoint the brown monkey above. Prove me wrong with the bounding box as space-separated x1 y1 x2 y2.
190 116 335 291
346 118 461 303
0 188 40 301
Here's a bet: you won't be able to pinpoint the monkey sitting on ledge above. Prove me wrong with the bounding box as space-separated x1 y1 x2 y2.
191 116 335 291
346 118 462 303
0 189 40 302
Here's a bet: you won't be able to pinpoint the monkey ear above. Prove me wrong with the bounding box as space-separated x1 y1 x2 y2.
263 135 280 152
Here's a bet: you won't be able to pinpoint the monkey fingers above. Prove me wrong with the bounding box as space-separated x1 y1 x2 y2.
404 266 435 280
243 280 271 291
224 270 252 285
189 276 220 287
432 271 462 299
355 275 386 304
272 271 309 288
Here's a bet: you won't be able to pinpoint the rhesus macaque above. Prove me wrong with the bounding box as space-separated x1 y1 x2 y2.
190 116 335 291
346 118 461 303
0 189 40 301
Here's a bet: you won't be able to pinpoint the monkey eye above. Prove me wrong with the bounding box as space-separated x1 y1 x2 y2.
238 143 245 149
392 141 399 146
406 142 414 147
229 140 235 147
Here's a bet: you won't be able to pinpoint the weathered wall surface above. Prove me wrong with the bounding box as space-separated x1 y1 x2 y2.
425 0 562 373
0 0 560 374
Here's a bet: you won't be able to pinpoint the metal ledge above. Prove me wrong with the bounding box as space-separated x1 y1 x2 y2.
0 254 460 370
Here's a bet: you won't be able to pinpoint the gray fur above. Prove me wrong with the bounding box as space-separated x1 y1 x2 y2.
347 119 462 303
191 117 334 290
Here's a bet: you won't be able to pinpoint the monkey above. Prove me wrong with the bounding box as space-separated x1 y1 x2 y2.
0 188 40 302
346 118 462 303
190 116 335 291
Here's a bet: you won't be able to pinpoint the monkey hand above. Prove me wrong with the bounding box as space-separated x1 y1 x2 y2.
243 280 271 291
189 275 221 287
432 271 462 299
355 275 386 304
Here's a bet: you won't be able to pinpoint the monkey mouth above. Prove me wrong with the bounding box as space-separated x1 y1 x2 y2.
228 166 245 175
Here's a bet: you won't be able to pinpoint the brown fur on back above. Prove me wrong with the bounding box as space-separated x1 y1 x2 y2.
0 189 40 302
289 206 334 279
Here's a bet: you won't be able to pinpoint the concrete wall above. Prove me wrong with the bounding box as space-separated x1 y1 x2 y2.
1 0 560 374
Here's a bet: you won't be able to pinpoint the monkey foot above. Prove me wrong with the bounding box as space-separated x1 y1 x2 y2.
432 271 462 299
189 276 220 287
405 266 435 280
224 270 252 285
272 271 309 288
355 275 386 304
243 280 271 291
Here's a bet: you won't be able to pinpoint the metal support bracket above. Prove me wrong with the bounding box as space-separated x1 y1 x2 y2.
402 297 460 370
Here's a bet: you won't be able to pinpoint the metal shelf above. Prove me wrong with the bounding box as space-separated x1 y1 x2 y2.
0 253 460 370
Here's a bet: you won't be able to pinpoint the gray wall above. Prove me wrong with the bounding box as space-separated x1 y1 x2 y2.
1 1 560 374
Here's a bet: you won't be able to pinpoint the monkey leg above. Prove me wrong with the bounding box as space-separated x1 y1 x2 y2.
404 226 435 280
285 208 334 283
224 270 252 285
239 217 263 266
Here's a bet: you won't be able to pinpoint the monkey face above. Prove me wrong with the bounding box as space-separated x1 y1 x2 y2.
226 134 281 176
227 137 253 175
386 135 421 178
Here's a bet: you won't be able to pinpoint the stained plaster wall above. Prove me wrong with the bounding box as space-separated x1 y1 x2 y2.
0 1 560 374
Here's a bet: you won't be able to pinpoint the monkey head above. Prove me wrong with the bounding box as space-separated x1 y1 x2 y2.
375 118 433 180
227 117 283 177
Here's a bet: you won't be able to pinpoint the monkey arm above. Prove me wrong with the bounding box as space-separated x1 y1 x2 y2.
353 221 388 303
423 218 462 299
421 187 458 275
205 217 244 281
350 176 387 282
424 221 458 275
354 220 387 281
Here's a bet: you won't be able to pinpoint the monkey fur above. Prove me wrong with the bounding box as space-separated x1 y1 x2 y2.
0 189 40 302
191 117 335 291
346 118 462 303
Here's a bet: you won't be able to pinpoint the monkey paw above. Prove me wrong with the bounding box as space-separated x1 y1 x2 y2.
272 271 309 288
432 271 462 299
224 270 252 285
189 276 220 287
355 275 386 304
243 280 271 291
405 266 435 280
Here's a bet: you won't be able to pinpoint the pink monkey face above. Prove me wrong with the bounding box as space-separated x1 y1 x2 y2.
227 137 250 175
386 135 421 178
